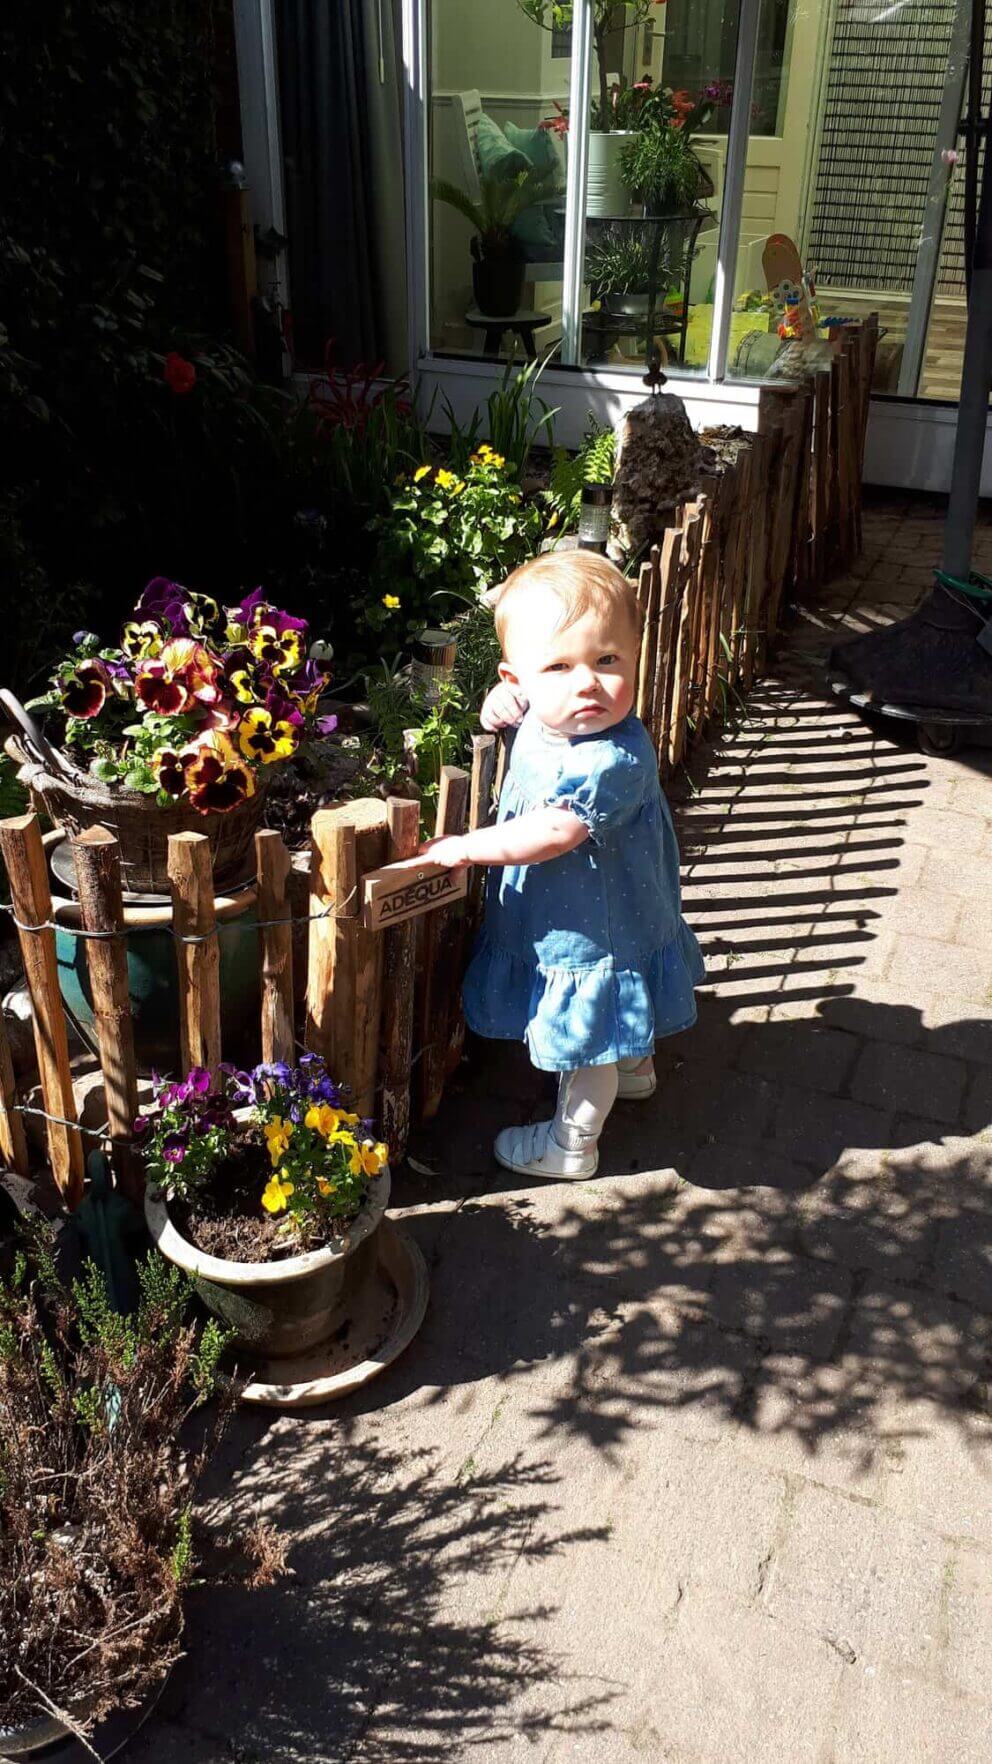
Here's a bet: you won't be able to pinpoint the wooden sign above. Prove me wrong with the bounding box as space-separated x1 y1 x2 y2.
362 856 469 931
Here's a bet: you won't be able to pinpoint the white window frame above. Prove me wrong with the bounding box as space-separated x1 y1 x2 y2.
239 0 992 490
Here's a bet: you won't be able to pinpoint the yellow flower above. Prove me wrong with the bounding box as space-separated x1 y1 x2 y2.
413 464 431 482
316 1177 333 1197
435 468 460 491
238 706 299 765
261 1171 295 1214
360 1140 389 1176
339 1110 360 1127
547 510 560 529
264 1116 294 1165
305 1103 341 1138
348 1146 364 1176
485 452 505 470
382 594 400 610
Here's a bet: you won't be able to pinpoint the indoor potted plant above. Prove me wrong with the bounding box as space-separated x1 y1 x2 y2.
0 1232 281 1753
432 167 561 315
518 1 661 216
586 226 673 317
140 1056 390 1357
6 581 337 894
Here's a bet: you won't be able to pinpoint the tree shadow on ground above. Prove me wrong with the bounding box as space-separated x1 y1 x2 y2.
375 691 992 1467
134 1422 616 1762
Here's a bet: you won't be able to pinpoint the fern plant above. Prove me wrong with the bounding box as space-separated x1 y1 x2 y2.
548 418 617 530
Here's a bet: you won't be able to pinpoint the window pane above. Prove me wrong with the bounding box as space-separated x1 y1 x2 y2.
576 1 742 379
428 0 570 362
725 0 981 400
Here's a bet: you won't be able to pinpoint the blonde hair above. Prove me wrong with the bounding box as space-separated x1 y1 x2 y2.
486 551 643 658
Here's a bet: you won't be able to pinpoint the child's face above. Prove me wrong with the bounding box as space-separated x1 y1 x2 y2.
500 592 639 738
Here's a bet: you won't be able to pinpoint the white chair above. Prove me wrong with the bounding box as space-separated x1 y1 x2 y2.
451 89 564 286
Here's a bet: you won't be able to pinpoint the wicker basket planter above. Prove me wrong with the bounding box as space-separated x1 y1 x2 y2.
25 758 268 895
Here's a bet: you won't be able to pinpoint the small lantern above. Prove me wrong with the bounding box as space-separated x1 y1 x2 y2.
577 484 612 553
410 629 458 700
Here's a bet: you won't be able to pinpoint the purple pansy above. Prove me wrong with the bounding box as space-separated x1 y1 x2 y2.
137 577 191 634
162 1134 187 1164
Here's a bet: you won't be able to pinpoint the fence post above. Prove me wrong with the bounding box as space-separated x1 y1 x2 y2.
811 367 831 592
651 521 683 768
468 732 497 929
71 827 140 1200
0 1008 28 1177
417 765 470 1120
635 548 660 728
380 797 421 1163
167 831 221 1080
255 829 294 1067
306 799 388 1117
0 812 83 1203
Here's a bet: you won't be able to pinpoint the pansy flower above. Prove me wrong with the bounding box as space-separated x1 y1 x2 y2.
238 706 299 765
261 1171 295 1214
137 577 191 635
122 620 164 661
62 659 113 720
152 749 186 797
182 732 256 815
249 623 304 673
264 1115 294 1164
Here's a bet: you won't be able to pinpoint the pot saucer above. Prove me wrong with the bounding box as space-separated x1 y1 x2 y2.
238 1220 428 1409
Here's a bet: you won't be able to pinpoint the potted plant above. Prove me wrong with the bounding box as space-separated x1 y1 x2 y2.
519 2 661 216
619 121 709 217
586 227 673 316
140 1056 391 1358
0 1231 281 1752
8 582 337 894
433 167 561 315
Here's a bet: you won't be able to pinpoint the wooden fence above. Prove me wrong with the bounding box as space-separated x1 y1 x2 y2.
0 320 878 1196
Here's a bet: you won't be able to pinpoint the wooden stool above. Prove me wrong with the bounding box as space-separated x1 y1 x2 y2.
465 307 551 361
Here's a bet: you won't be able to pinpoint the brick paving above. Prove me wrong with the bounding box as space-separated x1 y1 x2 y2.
131 494 992 1764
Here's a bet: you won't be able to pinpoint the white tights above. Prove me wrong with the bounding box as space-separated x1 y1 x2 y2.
552 1057 649 1152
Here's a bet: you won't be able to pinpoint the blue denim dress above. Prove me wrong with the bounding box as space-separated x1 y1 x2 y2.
462 711 705 1072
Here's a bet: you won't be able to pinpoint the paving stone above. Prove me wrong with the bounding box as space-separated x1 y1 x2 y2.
877 883 967 941
885 933 992 1005
707 1254 852 1358
962 1067 992 1135
891 807 987 854
654 1065 778 1147
763 1481 949 1679
772 1085 895 1167
849 1040 969 1126
638 1585 844 1764
945 1545 992 1704
832 1662 992 1764
735 1022 862 1095
920 847 992 902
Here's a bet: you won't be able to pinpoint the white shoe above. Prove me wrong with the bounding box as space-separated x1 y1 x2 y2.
493 1120 598 1180
616 1060 657 1101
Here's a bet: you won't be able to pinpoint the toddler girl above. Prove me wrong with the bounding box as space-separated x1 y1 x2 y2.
423 551 704 1179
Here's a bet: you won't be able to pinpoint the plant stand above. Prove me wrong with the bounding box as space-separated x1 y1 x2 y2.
465 306 552 360
238 1218 429 1409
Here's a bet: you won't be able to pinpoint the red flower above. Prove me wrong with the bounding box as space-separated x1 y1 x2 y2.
62 659 111 720
163 352 197 396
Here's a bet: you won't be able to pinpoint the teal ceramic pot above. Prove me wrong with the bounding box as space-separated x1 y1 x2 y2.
47 838 261 1076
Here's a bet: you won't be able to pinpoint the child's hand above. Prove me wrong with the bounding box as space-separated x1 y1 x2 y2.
480 680 528 733
419 834 472 869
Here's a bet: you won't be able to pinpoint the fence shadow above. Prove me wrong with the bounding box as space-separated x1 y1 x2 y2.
363 692 992 1472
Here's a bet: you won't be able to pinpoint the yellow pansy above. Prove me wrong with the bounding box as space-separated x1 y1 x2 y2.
238 706 299 765
382 594 400 610
339 1110 360 1127
305 1103 341 1137
264 1116 294 1165
547 510 560 529
348 1146 364 1176
413 464 431 482
316 1177 333 1197
261 1171 295 1214
485 452 505 470
435 468 462 492
358 1140 389 1176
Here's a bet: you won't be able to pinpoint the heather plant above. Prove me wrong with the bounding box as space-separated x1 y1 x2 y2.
0 1230 281 1737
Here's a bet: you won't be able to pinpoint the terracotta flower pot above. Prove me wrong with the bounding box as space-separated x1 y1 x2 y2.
145 1168 391 1358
